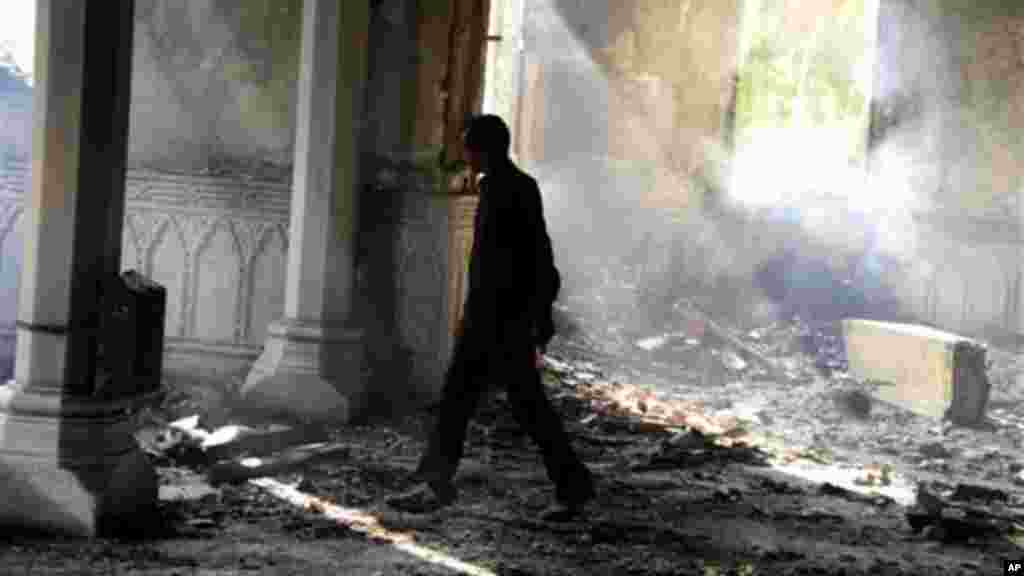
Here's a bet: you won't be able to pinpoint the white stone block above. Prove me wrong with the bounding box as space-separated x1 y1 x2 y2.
843 319 990 425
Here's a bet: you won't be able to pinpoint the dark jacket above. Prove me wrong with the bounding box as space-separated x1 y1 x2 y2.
462 160 560 352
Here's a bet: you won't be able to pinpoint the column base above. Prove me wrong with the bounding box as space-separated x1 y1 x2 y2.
241 319 364 423
0 384 157 537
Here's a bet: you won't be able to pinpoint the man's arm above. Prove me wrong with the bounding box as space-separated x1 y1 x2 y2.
522 179 558 350
464 189 503 349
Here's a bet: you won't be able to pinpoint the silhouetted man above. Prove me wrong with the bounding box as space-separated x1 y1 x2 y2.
387 115 595 522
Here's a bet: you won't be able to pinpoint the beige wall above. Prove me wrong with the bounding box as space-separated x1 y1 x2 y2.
520 0 739 212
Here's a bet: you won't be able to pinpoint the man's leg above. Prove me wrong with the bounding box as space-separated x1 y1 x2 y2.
392 334 487 512
421 347 486 490
502 344 595 512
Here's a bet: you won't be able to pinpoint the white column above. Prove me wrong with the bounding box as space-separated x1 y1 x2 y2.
0 0 155 537
242 0 369 422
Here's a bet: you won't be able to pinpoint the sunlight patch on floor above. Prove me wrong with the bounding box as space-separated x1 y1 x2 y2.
572 363 920 507
248 477 498 576
770 460 917 507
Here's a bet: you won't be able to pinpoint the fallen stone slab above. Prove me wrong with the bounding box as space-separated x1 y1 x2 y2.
950 482 1009 504
907 482 1023 540
842 319 990 425
207 442 351 484
919 442 953 460
165 415 328 465
817 482 895 507
200 423 328 462
158 474 220 502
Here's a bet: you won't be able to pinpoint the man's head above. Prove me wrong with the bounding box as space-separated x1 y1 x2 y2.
463 114 511 174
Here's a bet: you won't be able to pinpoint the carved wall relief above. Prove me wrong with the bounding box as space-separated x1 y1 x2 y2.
0 160 291 368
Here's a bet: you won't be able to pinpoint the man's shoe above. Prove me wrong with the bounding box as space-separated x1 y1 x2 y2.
542 478 595 522
386 483 457 514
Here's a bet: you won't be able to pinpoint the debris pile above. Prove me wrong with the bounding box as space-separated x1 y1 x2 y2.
623 298 852 388
137 413 348 485
986 348 1024 403
908 482 1024 542
548 297 1024 523
116 344 1024 575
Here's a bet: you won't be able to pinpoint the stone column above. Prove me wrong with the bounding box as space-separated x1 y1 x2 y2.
242 0 369 423
0 0 155 536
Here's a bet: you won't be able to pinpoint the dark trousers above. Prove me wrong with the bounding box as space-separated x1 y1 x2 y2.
418 323 593 504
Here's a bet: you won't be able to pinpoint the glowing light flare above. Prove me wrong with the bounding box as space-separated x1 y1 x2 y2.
248 478 499 576
728 127 868 209
727 0 904 256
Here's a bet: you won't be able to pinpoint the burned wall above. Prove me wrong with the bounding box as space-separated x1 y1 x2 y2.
510 1 740 345
520 0 741 220
356 0 491 409
129 0 300 176
0 2 301 176
867 0 1024 342
534 0 740 179
870 0 1024 217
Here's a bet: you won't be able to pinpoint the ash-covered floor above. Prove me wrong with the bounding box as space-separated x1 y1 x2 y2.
0 307 1021 575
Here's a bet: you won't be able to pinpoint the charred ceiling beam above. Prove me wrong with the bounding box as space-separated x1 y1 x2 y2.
442 0 491 166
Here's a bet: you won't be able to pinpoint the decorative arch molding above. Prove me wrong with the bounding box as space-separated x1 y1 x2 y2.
123 173 290 356
0 204 23 245
255 222 290 257
0 162 292 366
147 215 191 338
189 218 245 342
245 224 288 346
0 209 23 329
120 217 143 272
131 211 174 272
191 217 243 262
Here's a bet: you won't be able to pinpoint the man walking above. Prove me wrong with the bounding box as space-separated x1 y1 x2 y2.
387 115 595 522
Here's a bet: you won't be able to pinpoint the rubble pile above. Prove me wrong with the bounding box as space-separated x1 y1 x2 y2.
540 350 1024 547
907 482 1024 542
621 300 850 388
985 348 1024 403
111 339 1024 575
546 291 1024 540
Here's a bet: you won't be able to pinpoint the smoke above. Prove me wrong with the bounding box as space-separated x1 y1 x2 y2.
529 0 983 355
700 0 983 329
